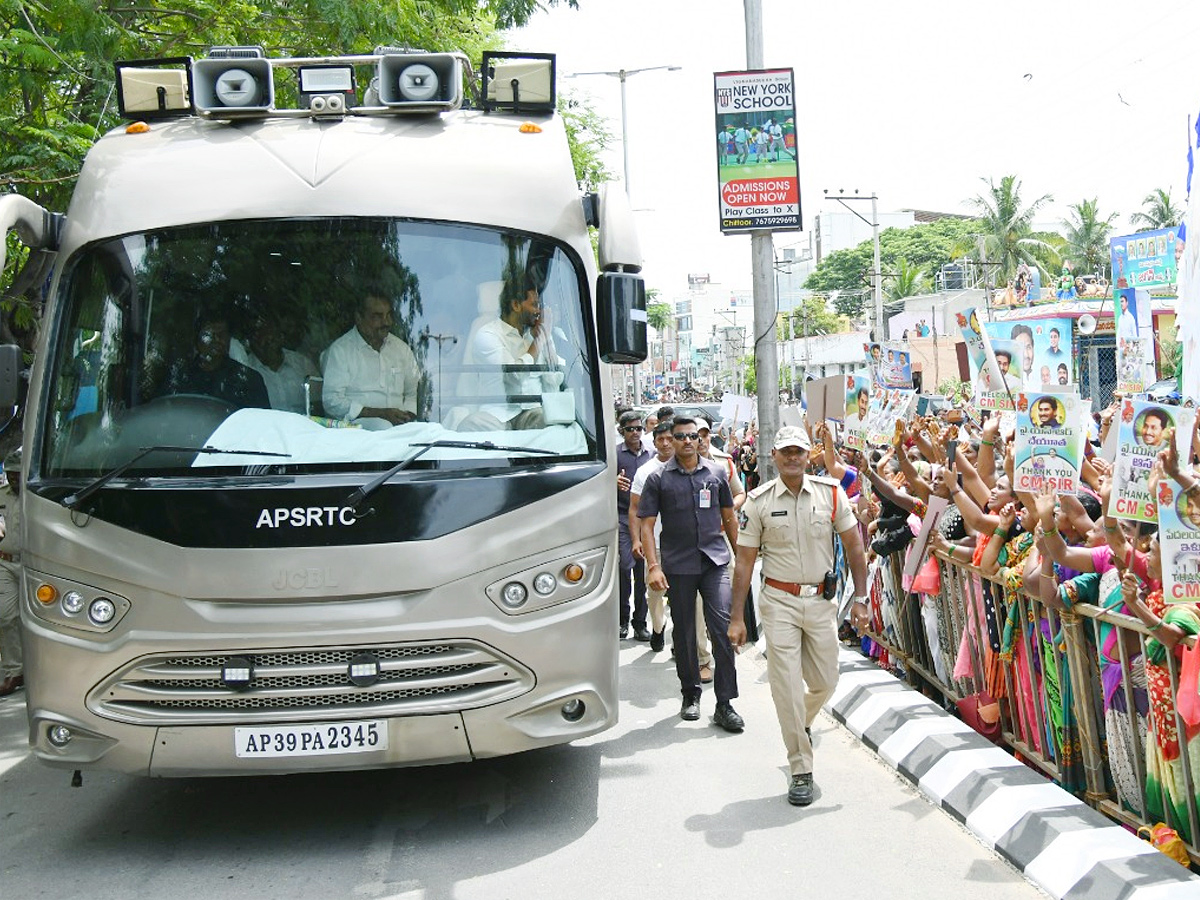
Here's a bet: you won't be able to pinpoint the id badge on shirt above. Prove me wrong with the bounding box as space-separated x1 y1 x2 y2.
698 487 712 508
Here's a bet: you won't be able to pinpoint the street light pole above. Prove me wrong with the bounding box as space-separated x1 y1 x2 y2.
824 190 882 339
565 64 679 403
565 64 681 199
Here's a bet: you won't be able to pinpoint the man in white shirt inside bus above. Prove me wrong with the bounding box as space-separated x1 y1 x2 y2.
461 266 561 431
322 290 421 429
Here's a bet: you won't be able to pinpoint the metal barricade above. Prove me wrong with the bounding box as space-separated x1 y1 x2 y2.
853 545 1200 863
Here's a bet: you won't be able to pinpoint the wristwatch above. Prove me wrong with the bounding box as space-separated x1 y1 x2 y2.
851 595 868 605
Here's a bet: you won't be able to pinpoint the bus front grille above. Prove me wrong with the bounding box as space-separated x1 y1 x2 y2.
88 641 535 725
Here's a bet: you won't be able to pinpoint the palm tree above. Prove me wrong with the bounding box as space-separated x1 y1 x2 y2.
645 292 672 394
1060 198 1117 277
884 258 931 304
1130 187 1182 232
962 175 1056 282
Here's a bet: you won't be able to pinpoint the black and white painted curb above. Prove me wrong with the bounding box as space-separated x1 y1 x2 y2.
827 647 1200 899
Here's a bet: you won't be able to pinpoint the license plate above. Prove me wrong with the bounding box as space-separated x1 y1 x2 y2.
234 720 388 758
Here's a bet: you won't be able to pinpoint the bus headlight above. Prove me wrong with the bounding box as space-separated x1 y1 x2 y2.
486 548 607 616
61 591 85 615
89 598 116 624
500 582 528 609
27 572 131 633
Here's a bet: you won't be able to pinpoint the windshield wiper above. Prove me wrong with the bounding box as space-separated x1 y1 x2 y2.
62 445 292 512
344 439 557 516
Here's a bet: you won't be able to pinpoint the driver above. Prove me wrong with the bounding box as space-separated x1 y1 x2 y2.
163 309 269 409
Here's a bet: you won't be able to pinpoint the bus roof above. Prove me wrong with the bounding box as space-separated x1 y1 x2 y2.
60 110 586 252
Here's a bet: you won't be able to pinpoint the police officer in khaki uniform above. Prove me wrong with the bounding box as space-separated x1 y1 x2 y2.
729 426 869 806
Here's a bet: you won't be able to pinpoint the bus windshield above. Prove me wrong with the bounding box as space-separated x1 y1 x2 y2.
41 218 601 478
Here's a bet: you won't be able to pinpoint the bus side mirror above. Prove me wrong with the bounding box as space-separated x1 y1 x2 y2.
0 345 20 408
597 272 646 364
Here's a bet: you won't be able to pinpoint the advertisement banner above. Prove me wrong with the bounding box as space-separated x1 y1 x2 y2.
1111 227 1180 291
983 317 1075 389
713 69 801 234
844 374 871 450
864 342 913 388
1012 391 1083 494
1112 401 1191 522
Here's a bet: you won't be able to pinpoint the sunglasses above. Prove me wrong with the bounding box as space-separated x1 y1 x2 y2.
622 425 643 432
672 433 701 441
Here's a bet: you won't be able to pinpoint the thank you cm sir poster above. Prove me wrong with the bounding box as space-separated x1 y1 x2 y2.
713 68 801 234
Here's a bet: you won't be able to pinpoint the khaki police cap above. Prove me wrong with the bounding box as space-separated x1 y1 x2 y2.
772 425 811 451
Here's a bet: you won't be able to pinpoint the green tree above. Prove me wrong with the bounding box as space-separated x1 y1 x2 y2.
884 258 930 304
804 217 977 318
0 0 577 213
646 301 672 333
0 1 605 349
561 92 615 192
777 296 847 340
1130 187 1183 232
961 175 1056 282
1060 198 1117 277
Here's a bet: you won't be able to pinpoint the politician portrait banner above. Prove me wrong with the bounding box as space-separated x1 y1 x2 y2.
714 68 801 234
1112 401 1193 523
1112 227 1180 292
864 342 913 389
1012 391 1083 494
1157 466 1200 604
983 317 1074 389
1114 287 1155 394
843 374 871 451
956 307 1015 410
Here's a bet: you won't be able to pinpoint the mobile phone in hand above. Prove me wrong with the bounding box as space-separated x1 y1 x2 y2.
947 442 957 468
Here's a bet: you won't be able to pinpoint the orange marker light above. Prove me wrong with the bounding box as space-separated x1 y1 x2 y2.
563 563 584 584
36 584 57 605
126 122 151 134
518 122 542 134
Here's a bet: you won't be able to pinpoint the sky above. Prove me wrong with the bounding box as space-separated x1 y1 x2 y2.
510 0 1200 299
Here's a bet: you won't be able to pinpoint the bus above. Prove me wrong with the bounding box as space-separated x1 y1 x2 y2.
0 47 646 776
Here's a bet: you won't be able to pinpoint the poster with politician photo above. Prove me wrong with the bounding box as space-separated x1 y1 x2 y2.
1157 459 1200 604
984 317 1074 389
1113 400 1193 523
864 342 913 389
1013 391 1082 494
843 374 871 450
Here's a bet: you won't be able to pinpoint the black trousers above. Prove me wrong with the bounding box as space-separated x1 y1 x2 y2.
665 558 738 703
617 523 647 629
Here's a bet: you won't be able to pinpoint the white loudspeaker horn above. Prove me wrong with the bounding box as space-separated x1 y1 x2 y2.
377 53 462 110
1077 314 1097 336
193 56 274 115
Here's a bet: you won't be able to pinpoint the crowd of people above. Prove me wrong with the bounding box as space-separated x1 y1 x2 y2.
614 390 1200 830
818 397 1200 839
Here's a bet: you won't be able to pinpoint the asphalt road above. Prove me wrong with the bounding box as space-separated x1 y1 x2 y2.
0 641 1045 900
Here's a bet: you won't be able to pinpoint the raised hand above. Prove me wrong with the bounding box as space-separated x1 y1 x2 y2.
1033 482 1056 530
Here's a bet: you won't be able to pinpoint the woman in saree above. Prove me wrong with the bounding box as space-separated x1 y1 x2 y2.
979 500 1043 754
1128 434 1200 841
1040 480 1158 814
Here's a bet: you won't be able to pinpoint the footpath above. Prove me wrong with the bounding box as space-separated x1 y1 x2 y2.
826 644 1200 898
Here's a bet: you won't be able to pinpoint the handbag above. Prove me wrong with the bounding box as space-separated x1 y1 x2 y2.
911 554 941 595
956 691 1001 743
1137 823 1191 867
